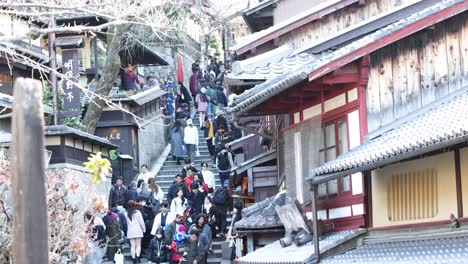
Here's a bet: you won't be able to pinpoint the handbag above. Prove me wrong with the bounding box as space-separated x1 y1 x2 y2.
114 249 124 264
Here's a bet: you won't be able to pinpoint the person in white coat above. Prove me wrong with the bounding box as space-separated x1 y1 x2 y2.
150 202 174 235
170 188 187 219
200 162 215 194
184 119 199 164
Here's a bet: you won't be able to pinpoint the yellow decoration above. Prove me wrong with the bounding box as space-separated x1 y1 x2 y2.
83 152 112 183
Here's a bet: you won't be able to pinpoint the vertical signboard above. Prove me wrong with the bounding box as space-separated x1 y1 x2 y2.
61 49 81 117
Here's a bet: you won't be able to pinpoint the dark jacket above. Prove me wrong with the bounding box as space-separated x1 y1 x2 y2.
185 238 206 264
127 188 138 202
164 221 177 246
214 116 229 132
187 191 206 217
167 181 189 205
179 85 193 104
148 237 169 263
181 166 198 179
108 184 128 208
215 90 227 106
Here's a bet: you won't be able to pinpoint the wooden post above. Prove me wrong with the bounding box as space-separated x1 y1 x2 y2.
48 15 59 125
11 78 49 263
311 183 320 263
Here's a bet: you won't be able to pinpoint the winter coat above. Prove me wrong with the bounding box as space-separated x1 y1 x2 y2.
195 93 209 112
151 211 174 235
127 188 138 202
170 197 187 219
166 181 189 205
216 149 235 173
206 88 217 103
125 210 146 239
164 221 179 245
179 85 193 105
170 126 185 158
181 166 199 179
200 170 215 190
187 191 206 217
189 72 198 96
215 89 227 106
213 116 229 132
121 70 140 91
148 237 170 263
184 125 199 146
104 216 122 261
202 120 215 139
189 224 212 249
185 239 206 264
108 185 128 208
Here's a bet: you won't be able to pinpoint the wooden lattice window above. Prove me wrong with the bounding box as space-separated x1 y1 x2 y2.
387 168 438 222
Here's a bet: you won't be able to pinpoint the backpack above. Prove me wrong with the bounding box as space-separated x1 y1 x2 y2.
212 187 229 205
217 151 230 171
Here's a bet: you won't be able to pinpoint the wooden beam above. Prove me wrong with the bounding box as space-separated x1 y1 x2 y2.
321 73 360 84
455 149 463 218
311 184 320 262
236 0 359 55
308 1 468 81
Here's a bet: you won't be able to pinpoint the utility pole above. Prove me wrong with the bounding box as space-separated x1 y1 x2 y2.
48 15 59 125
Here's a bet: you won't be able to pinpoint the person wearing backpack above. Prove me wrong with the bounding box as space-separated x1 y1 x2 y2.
215 144 234 187
212 186 229 237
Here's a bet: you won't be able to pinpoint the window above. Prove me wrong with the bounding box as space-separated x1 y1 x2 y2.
318 118 350 198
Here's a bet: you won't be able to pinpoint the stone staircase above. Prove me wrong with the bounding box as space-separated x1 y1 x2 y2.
156 116 221 198
103 115 231 263
155 115 228 264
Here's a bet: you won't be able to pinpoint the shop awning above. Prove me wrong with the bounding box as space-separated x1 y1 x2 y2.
310 88 468 185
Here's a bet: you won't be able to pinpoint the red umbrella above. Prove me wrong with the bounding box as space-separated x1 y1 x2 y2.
177 56 184 82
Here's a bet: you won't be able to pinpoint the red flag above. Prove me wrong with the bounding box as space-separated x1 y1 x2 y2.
177 56 184 82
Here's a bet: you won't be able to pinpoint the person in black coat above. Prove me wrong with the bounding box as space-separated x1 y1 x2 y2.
148 227 170 264
180 158 199 179
187 182 206 218
213 110 228 132
166 174 189 205
127 181 138 202
108 177 128 209
215 86 227 109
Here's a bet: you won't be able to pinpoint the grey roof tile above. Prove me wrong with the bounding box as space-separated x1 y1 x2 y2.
226 0 463 115
235 191 287 230
322 232 468 264
239 229 366 264
312 88 468 181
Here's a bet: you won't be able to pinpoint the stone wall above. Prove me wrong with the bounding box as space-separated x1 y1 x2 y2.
137 112 170 168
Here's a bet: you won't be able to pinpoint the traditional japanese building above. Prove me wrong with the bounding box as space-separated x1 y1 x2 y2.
226 0 468 262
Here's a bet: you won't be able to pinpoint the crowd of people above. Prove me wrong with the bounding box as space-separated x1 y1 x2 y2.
86 156 241 264
83 58 244 264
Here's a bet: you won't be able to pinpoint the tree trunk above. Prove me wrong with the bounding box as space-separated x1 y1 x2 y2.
82 24 131 134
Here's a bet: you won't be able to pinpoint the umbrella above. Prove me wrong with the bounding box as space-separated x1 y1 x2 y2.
177 56 184 82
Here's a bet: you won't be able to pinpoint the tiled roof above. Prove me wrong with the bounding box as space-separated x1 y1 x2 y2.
231 0 359 55
312 88 468 184
235 191 286 230
226 0 466 115
45 125 118 148
0 93 54 115
227 45 323 81
111 87 165 106
242 0 279 16
239 229 366 264
322 231 468 264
